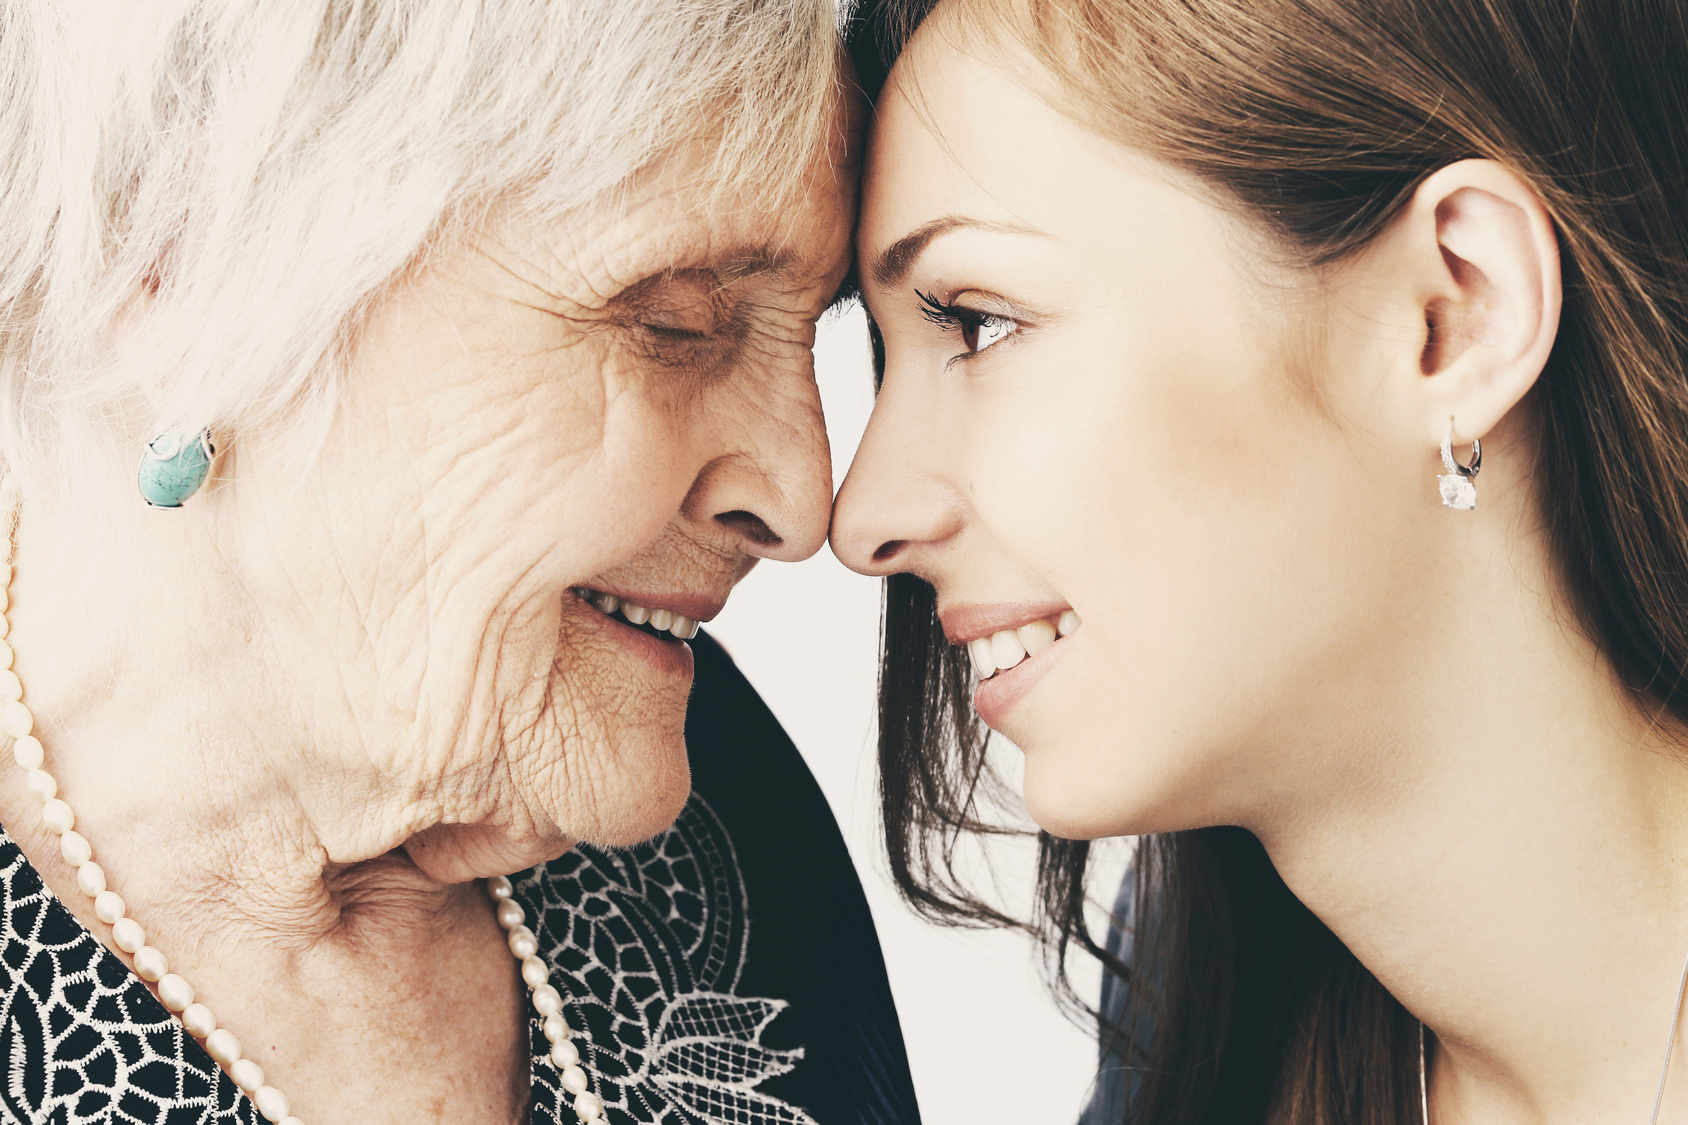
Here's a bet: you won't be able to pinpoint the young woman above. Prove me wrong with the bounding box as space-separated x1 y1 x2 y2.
833 0 1688 1122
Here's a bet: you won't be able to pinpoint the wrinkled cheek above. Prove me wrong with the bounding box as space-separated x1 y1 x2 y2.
589 397 699 561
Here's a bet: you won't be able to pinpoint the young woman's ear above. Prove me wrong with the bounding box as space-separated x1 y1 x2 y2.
1372 158 1562 446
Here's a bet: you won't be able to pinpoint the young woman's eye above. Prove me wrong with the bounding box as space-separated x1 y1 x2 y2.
965 314 1016 353
917 290 1021 358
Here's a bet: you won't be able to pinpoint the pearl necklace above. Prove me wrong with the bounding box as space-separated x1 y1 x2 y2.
0 547 603 1124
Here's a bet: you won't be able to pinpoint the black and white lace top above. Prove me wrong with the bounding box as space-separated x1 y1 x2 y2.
0 633 920 1125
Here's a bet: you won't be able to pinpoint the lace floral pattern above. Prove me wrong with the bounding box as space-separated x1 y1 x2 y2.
522 797 815 1125
0 794 812 1125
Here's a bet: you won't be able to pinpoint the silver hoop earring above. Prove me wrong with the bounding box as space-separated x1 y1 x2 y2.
1438 418 1481 510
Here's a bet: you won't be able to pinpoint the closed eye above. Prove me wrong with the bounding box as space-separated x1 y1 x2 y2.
643 322 713 341
614 269 748 373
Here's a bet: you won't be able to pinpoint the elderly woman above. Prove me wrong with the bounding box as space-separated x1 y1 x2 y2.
0 3 916 1124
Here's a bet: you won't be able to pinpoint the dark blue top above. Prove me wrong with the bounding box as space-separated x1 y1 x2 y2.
1079 868 1137 1125
655 630 921 1125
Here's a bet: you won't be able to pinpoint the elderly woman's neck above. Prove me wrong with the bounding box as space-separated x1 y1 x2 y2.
0 505 500 956
0 507 535 1118
1 665 489 961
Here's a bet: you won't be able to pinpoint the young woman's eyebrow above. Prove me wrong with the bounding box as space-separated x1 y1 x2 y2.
870 216 1048 289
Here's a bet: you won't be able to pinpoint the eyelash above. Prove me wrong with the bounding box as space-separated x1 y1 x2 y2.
915 290 1018 359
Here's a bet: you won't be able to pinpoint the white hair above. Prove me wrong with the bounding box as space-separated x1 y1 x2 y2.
0 0 840 518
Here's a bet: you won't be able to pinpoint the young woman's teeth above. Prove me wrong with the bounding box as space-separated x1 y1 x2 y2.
572 589 700 640
967 610 1080 680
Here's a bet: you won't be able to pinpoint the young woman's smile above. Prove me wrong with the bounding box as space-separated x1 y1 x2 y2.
938 599 1078 726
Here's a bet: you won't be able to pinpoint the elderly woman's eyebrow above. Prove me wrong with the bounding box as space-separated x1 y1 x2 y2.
716 246 798 284
622 248 795 306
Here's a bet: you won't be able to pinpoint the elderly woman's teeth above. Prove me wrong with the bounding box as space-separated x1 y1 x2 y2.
572 589 699 640
967 612 1082 681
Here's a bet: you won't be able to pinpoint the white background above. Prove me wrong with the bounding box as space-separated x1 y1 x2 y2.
709 306 1126 1125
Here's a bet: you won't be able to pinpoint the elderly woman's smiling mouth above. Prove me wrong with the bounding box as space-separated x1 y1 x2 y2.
566 586 723 679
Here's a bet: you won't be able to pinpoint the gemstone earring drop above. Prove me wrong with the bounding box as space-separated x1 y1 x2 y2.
1437 417 1481 510
136 430 215 509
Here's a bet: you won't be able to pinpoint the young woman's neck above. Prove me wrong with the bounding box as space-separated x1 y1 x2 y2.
1254 509 1688 1124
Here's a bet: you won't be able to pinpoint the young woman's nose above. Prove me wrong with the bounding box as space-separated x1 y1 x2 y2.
830 388 963 576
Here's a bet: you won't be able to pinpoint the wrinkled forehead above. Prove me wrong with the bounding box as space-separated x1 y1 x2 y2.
614 80 864 277
488 115 859 316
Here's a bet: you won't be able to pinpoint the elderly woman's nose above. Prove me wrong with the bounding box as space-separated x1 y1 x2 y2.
830 399 961 577
685 407 833 563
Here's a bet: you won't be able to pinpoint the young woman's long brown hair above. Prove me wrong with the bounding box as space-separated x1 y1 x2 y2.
848 1 1688 1121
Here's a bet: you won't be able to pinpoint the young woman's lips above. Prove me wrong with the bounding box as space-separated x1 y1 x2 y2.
940 602 1080 730
972 635 1071 729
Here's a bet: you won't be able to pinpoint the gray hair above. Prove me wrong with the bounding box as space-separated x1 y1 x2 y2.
0 0 840 513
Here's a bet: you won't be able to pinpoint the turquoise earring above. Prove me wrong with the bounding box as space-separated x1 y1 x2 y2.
136 430 215 509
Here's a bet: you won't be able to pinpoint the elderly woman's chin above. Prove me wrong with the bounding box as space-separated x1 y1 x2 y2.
396 593 700 883
402 742 691 887
519 605 699 851
403 704 692 886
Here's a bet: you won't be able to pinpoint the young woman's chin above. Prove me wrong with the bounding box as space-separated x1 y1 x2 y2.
1023 778 1198 844
1021 772 1137 840
1016 724 1230 841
